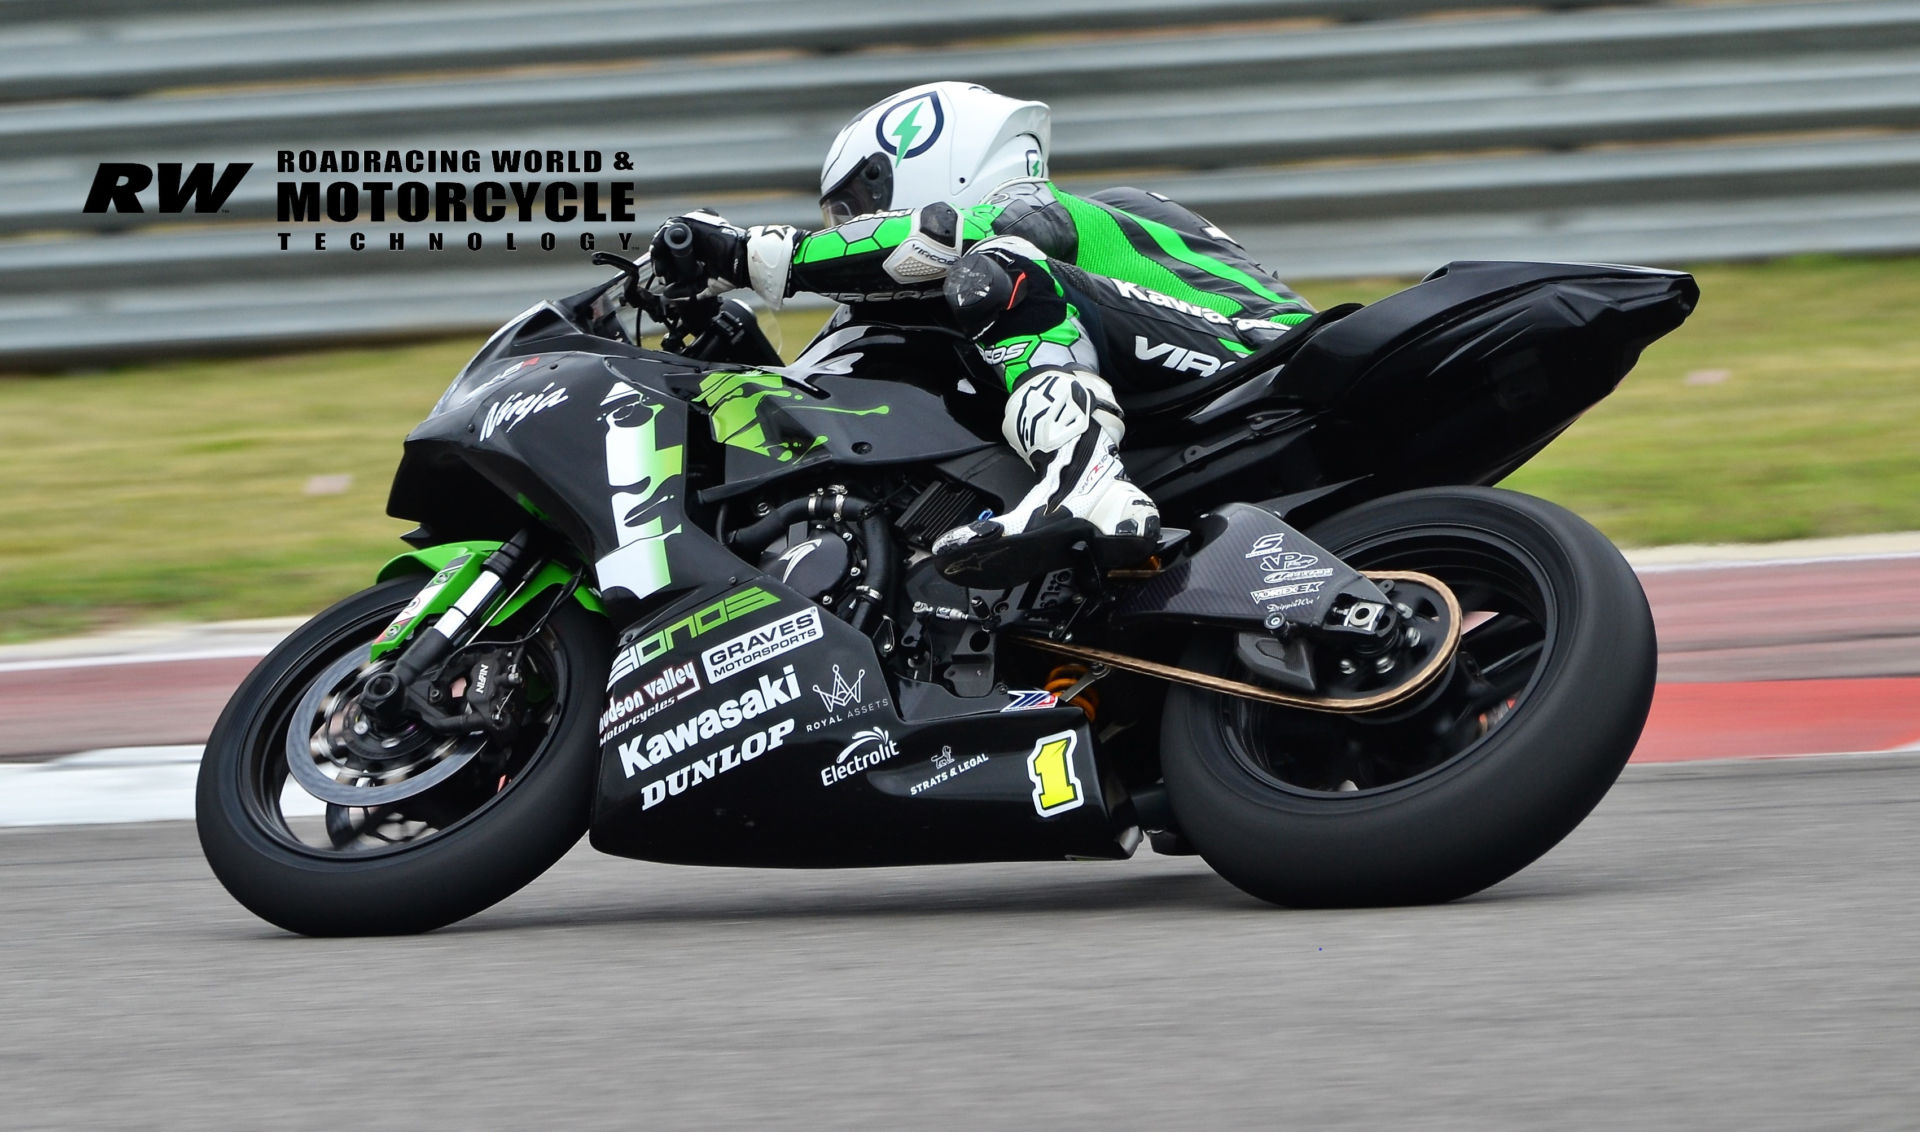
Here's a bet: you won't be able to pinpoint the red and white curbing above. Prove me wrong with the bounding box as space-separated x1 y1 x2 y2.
1 533 1916 825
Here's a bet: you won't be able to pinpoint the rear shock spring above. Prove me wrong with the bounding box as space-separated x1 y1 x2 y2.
1045 664 1101 721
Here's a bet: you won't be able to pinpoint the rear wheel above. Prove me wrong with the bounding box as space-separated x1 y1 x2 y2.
195 577 609 936
1160 486 1654 906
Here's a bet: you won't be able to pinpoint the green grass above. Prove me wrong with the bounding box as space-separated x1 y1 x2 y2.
3 254 1917 641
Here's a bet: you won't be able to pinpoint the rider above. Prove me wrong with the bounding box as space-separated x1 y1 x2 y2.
650 81 1315 563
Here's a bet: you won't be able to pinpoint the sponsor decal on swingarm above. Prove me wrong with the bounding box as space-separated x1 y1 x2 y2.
1250 581 1326 603
1245 532 1287 558
701 606 824 683
607 586 780 688
1265 568 1334 583
1258 551 1319 573
618 664 800 777
633 718 796 810
598 659 700 744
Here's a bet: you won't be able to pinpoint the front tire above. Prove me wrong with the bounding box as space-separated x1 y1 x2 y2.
1161 487 1654 907
196 577 610 936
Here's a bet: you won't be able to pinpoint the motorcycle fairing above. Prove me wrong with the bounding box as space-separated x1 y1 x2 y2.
694 369 992 488
1126 261 1698 526
590 578 1135 867
1287 260 1699 489
684 323 1001 500
1111 503 1384 632
391 353 739 613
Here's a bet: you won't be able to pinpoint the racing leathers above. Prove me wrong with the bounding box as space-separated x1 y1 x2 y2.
669 179 1315 558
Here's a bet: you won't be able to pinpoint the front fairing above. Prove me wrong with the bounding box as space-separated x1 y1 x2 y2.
390 350 734 614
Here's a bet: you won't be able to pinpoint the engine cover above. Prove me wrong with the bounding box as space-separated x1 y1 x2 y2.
764 531 851 603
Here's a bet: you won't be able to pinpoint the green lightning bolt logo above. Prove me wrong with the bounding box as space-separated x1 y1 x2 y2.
889 100 926 165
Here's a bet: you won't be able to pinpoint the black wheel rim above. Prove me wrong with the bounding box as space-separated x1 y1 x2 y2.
1217 522 1557 798
236 598 571 859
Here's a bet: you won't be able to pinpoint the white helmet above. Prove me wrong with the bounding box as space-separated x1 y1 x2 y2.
819 81 1050 226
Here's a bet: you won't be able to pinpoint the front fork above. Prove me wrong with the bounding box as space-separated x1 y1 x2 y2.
360 531 543 736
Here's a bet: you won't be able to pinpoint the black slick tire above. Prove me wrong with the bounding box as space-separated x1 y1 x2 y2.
195 578 610 936
1160 487 1655 907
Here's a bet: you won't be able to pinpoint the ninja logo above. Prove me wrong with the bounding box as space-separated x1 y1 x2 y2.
875 92 945 164
82 162 252 214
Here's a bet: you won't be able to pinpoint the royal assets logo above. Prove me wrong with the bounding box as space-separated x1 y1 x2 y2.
82 149 666 254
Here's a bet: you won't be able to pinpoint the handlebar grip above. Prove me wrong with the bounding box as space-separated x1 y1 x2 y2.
660 221 699 283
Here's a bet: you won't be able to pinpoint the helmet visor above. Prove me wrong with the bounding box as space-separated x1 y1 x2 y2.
820 152 893 227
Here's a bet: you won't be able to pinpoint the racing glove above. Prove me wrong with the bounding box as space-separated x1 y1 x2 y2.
648 211 799 307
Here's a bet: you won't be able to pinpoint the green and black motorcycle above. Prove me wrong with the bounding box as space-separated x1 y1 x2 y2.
196 237 1696 935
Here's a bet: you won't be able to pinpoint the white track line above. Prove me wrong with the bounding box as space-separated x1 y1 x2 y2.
0 645 277 675
1631 550 1920 574
0 746 322 827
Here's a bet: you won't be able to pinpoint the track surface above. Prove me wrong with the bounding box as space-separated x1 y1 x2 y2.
4 756 1916 1129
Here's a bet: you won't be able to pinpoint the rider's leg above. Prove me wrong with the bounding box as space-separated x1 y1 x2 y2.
932 237 1158 555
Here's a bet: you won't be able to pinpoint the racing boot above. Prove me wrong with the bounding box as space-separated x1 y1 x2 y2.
932 367 1159 583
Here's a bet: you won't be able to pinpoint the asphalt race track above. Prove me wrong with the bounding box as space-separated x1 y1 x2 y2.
4 550 1918 1127
3 754 1917 1129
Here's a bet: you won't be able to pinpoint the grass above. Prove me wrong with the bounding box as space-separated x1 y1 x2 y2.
2 254 1917 641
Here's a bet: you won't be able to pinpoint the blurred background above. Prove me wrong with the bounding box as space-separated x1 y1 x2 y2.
1 0 1917 642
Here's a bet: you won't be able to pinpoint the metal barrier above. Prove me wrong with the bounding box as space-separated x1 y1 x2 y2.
0 0 1916 365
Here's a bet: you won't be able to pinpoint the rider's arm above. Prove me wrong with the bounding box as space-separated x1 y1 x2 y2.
742 201 998 306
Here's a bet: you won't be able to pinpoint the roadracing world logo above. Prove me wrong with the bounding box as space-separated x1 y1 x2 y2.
82 149 665 254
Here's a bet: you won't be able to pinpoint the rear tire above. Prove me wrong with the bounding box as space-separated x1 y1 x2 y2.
1161 486 1654 906
196 578 610 936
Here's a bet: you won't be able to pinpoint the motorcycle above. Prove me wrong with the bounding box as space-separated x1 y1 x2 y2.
196 227 1697 936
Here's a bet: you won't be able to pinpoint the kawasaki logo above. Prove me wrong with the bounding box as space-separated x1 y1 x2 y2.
1134 336 1221 377
619 664 800 777
634 718 796 809
1112 280 1232 326
607 587 780 688
876 92 945 164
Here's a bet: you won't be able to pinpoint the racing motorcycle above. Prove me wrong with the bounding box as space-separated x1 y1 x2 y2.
196 229 1697 935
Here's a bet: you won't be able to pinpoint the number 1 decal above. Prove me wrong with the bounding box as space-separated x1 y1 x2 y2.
1026 731 1085 817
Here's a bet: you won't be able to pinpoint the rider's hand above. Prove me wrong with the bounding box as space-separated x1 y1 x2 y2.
649 210 749 298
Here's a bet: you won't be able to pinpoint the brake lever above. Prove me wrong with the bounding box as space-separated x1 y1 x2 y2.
590 250 671 327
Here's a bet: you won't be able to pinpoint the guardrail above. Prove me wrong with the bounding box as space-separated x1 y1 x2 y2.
0 0 1915 366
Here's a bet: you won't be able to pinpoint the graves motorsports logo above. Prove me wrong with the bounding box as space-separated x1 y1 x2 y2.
82 149 657 254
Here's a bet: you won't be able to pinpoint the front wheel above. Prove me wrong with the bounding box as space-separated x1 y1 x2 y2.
1161 486 1655 907
196 577 610 936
